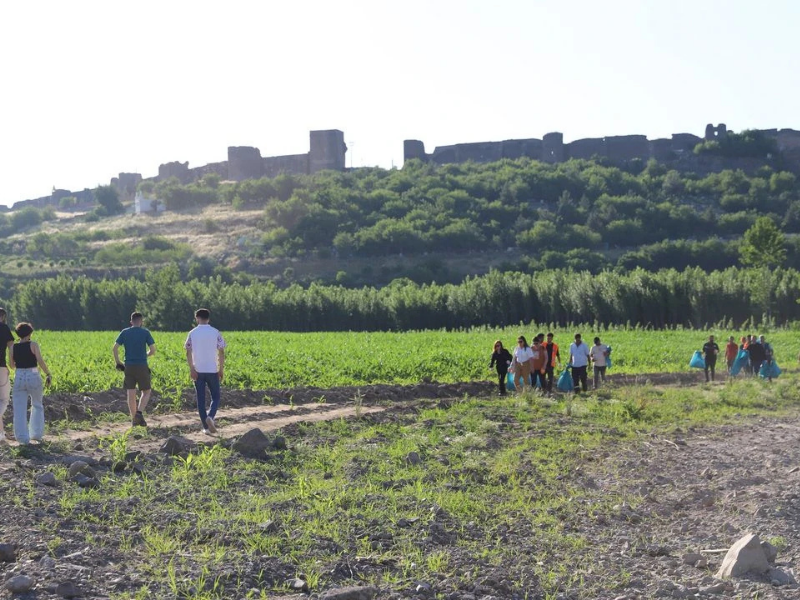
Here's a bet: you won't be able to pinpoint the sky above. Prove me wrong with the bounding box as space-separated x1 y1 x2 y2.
1 0 799 206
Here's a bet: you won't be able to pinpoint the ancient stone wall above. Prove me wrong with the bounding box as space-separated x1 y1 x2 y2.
188 162 228 181
566 138 605 160
651 139 675 161
158 161 190 183
605 135 650 161
263 154 309 178
227 147 264 181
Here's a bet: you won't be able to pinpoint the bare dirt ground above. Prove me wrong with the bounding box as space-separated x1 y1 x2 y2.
2 377 800 598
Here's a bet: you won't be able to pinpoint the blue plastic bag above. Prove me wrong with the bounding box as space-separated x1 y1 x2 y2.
606 345 612 370
759 361 781 379
689 350 705 369
730 349 750 376
556 367 574 392
506 372 515 391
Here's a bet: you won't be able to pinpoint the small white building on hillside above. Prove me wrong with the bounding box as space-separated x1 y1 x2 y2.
134 191 166 214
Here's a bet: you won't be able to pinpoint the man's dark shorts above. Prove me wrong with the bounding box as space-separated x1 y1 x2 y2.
123 364 151 390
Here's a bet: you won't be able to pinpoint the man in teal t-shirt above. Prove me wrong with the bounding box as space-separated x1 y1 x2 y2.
112 311 156 427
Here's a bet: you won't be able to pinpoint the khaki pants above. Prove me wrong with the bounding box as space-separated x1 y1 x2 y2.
514 362 531 391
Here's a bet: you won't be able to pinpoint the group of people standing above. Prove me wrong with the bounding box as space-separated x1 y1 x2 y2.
490 333 610 395
702 333 774 382
0 308 226 446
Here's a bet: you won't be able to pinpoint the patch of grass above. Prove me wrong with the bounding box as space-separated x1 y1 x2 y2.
9 374 800 598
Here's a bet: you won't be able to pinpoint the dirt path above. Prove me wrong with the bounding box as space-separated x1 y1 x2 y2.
61 402 389 451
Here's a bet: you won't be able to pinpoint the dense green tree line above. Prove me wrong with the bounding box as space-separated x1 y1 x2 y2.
9 265 800 331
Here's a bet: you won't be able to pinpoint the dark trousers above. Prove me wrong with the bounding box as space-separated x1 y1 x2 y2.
751 360 762 376
195 372 221 427
531 369 546 391
573 366 588 392
496 369 508 395
545 366 555 392
593 366 607 389
704 359 716 382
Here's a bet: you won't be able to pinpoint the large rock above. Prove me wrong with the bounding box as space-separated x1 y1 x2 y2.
159 436 196 456
232 429 272 459
5 575 34 593
715 533 770 578
321 586 379 600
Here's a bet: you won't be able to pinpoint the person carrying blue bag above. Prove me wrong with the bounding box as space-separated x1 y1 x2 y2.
758 335 779 381
730 348 750 377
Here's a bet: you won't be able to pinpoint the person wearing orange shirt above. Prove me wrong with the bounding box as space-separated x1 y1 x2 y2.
543 332 560 393
725 336 738 374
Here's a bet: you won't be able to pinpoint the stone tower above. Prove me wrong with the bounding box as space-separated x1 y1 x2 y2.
704 123 728 141
309 130 347 173
404 140 427 162
542 132 564 163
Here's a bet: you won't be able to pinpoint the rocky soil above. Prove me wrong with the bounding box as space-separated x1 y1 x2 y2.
2 378 800 599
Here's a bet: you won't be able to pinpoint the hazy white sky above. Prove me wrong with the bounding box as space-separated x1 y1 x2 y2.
1 0 798 206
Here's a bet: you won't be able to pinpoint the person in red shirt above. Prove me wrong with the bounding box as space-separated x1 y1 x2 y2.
530 335 548 393
725 336 738 374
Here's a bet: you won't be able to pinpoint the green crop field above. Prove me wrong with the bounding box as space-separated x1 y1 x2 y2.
28 327 800 395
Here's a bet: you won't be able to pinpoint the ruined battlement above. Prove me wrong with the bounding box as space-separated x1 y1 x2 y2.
403 125 800 173
9 129 348 211
9 125 800 212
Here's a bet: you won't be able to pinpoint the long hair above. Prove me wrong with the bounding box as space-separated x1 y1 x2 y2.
493 340 504 353
517 335 529 349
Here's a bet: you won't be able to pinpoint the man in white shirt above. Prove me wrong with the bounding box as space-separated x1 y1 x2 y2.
185 308 227 434
569 333 591 393
589 336 609 389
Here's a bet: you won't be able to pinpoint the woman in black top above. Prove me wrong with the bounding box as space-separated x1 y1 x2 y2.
10 322 52 445
489 340 512 396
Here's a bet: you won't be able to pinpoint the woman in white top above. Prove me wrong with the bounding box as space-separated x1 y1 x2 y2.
513 335 534 392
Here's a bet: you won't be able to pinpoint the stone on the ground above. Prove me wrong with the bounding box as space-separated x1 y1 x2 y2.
287 578 308 592
682 552 703 565
769 567 797 586
56 580 79 598
405 451 422 465
232 428 272 459
74 474 100 489
159 436 196 456
761 540 778 563
272 435 287 450
36 472 57 487
0 544 16 562
39 556 56 569
321 585 378 600
68 461 92 478
715 533 770 578
5 575 34 593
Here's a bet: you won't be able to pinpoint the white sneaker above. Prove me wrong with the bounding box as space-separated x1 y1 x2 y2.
202 429 211 435
205 417 217 434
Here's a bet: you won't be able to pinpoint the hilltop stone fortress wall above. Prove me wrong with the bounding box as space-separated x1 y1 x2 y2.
9 124 800 212
10 130 347 211
404 124 800 172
